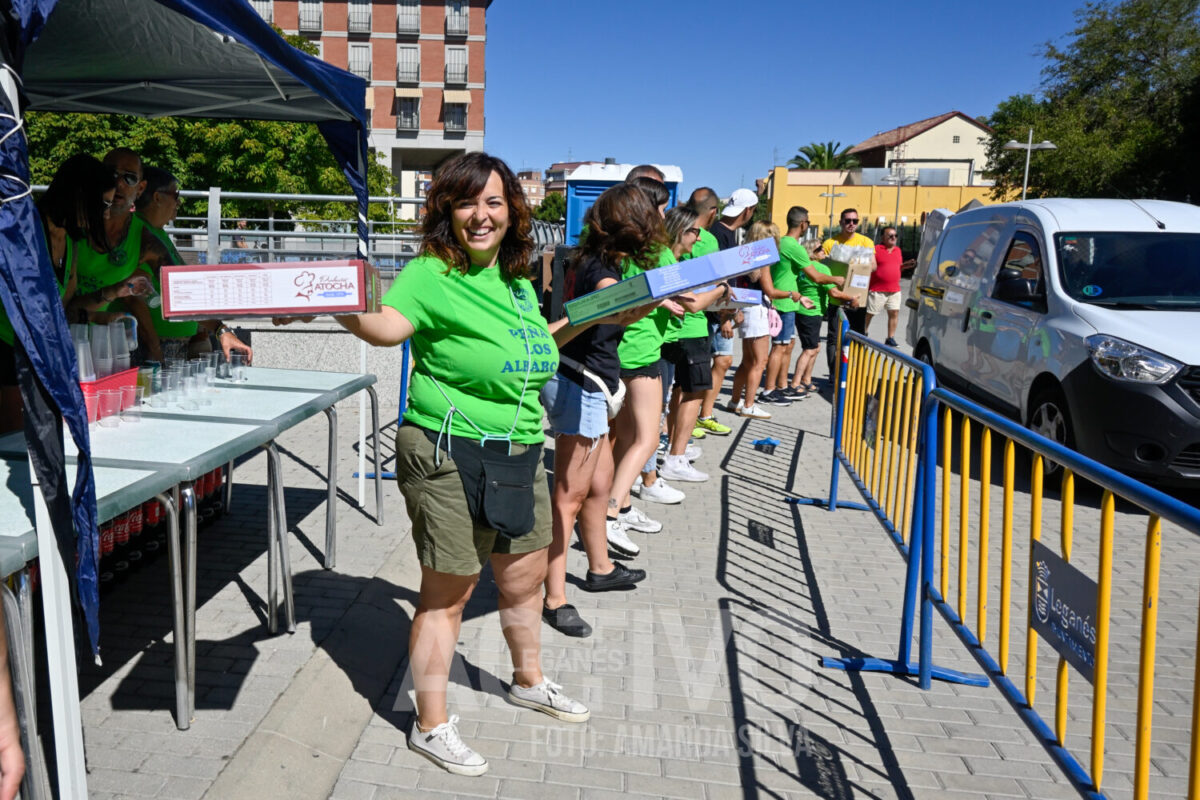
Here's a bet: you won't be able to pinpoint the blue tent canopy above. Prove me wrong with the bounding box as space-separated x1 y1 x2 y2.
0 0 370 659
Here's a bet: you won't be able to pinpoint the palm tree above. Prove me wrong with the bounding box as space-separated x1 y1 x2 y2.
787 141 860 170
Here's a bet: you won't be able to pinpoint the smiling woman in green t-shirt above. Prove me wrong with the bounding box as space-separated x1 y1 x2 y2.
328 152 633 778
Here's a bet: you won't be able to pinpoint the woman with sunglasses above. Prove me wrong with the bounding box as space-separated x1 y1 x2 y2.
0 154 149 432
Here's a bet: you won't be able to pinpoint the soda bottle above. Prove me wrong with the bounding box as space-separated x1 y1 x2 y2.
141 499 163 561
111 512 131 581
126 503 145 570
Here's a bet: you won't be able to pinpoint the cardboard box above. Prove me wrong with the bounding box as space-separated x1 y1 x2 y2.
161 259 380 319
841 262 873 306
706 286 763 310
564 239 778 324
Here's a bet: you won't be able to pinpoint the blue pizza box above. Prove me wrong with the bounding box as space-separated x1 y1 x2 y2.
564 239 779 325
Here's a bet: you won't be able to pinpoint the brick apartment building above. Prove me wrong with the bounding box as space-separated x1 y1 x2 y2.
254 0 490 207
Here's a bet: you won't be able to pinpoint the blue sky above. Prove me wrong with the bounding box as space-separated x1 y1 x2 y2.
483 0 1081 198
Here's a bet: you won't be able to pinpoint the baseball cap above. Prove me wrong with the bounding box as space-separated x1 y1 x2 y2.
721 188 758 217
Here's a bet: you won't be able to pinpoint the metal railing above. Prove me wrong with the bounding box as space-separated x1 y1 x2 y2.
347 7 371 33
445 64 467 84
445 13 468 35
396 65 419 83
298 8 322 31
397 8 420 33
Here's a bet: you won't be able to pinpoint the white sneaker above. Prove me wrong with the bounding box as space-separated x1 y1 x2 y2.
509 679 590 723
619 506 662 533
606 519 640 557
408 714 488 776
638 477 685 504
737 404 772 420
659 455 709 483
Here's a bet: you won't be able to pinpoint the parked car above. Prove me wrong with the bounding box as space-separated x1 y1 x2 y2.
905 198 1200 485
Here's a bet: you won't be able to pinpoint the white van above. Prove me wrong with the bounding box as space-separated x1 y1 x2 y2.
905 199 1200 485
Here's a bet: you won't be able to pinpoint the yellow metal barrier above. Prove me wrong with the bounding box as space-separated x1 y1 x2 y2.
919 388 1200 799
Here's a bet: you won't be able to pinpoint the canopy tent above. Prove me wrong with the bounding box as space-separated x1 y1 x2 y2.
0 1 369 794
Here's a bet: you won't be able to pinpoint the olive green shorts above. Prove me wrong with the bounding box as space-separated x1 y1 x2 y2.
394 424 552 576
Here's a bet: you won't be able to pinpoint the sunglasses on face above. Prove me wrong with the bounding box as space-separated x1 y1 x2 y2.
158 188 180 201
685 227 702 236
115 170 140 187
842 218 859 224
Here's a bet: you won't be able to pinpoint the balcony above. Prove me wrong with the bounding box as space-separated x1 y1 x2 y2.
397 115 419 132
348 11 371 34
397 12 420 34
445 64 467 84
397 65 419 83
444 117 466 133
298 10 322 32
348 60 371 81
445 14 468 36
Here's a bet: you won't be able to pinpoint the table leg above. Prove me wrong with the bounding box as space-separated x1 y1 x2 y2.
266 443 296 633
4 579 51 800
178 482 197 718
322 406 337 570
262 445 278 635
156 491 188 730
222 460 234 514
366 385 383 526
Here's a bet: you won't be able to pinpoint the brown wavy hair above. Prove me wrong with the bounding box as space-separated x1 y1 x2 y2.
575 183 668 274
420 151 533 282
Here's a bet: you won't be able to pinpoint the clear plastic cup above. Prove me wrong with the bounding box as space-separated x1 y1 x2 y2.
75 341 95 383
121 386 144 422
162 369 181 403
93 357 112 380
179 375 200 410
83 391 98 427
98 389 122 428
230 353 246 382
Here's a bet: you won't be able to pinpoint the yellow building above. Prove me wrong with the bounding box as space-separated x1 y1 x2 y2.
764 166 1007 238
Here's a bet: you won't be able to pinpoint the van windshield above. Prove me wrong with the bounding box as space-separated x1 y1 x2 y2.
1056 232 1200 308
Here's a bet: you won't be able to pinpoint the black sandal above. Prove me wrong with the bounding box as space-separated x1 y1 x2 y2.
542 603 593 637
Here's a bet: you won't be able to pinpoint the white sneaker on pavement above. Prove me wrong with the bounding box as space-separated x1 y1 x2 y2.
737 404 772 420
508 679 590 723
637 477 685 504
659 454 709 482
618 506 662 533
606 519 640 557
408 714 488 776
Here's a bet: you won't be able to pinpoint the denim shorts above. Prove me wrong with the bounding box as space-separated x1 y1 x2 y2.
710 323 734 356
773 310 796 345
540 372 609 439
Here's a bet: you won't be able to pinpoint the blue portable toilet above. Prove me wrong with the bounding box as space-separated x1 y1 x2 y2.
565 162 683 245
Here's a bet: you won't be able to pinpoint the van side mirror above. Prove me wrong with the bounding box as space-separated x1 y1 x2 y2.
993 269 1041 305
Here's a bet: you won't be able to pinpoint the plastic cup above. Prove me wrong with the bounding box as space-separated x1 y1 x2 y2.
98 390 121 428
179 375 200 410
93 357 112 380
114 353 131 374
83 391 98 427
230 353 246 382
137 367 154 394
121 386 144 422
162 369 180 403
75 341 96 383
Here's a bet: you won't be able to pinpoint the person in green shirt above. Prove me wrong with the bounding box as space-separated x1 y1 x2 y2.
790 238 859 394
319 153 637 778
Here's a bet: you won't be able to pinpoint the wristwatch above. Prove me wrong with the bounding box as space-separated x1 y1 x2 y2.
215 324 235 338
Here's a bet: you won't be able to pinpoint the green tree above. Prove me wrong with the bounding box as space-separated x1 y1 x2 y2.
787 141 859 170
533 191 565 223
24 26 398 224
985 0 1200 200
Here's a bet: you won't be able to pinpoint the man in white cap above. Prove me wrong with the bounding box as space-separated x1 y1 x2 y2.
698 188 759 426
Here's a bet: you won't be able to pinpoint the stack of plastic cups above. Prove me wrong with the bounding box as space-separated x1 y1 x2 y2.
90 322 113 379
108 318 134 374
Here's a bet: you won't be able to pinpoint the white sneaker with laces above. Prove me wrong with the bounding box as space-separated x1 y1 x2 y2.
606 519 640 557
407 714 488 776
638 477 685 504
659 454 709 483
738 404 772 420
618 506 662 533
509 679 590 722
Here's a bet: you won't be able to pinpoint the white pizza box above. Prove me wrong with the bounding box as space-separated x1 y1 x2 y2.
564 239 779 325
161 259 381 319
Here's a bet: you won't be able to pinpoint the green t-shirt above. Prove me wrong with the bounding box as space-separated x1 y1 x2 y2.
382 255 555 444
75 213 147 298
796 254 829 318
617 247 676 370
773 236 807 313
676 228 719 340
135 219 198 339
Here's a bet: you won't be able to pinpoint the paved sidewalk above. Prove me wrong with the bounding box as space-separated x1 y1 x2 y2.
75 355 1096 799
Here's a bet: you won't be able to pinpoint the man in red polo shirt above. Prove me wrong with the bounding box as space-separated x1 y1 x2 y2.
867 226 904 346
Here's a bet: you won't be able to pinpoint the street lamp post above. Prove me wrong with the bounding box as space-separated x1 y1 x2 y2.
819 191 846 235
1002 128 1057 201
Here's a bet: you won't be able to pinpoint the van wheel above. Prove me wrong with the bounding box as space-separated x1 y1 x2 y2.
1028 386 1075 475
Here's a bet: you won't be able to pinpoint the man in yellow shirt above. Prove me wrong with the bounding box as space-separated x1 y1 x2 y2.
821 208 873 372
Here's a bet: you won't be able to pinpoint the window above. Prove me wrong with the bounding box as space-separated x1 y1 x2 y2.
992 231 1046 309
249 0 272 23
397 0 420 33
444 102 466 131
445 46 467 83
298 0 321 31
397 45 419 83
397 98 419 130
446 0 468 35
348 0 371 33
952 135 961 144
348 43 371 80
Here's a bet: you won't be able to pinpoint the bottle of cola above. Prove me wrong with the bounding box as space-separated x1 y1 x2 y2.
125 503 145 571
141 499 163 561
98 521 116 594
111 512 131 582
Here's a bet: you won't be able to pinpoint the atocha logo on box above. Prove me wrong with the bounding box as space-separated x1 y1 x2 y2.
294 270 356 301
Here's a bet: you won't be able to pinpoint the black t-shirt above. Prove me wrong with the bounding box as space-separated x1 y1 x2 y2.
559 254 623 393
710 221 739 251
